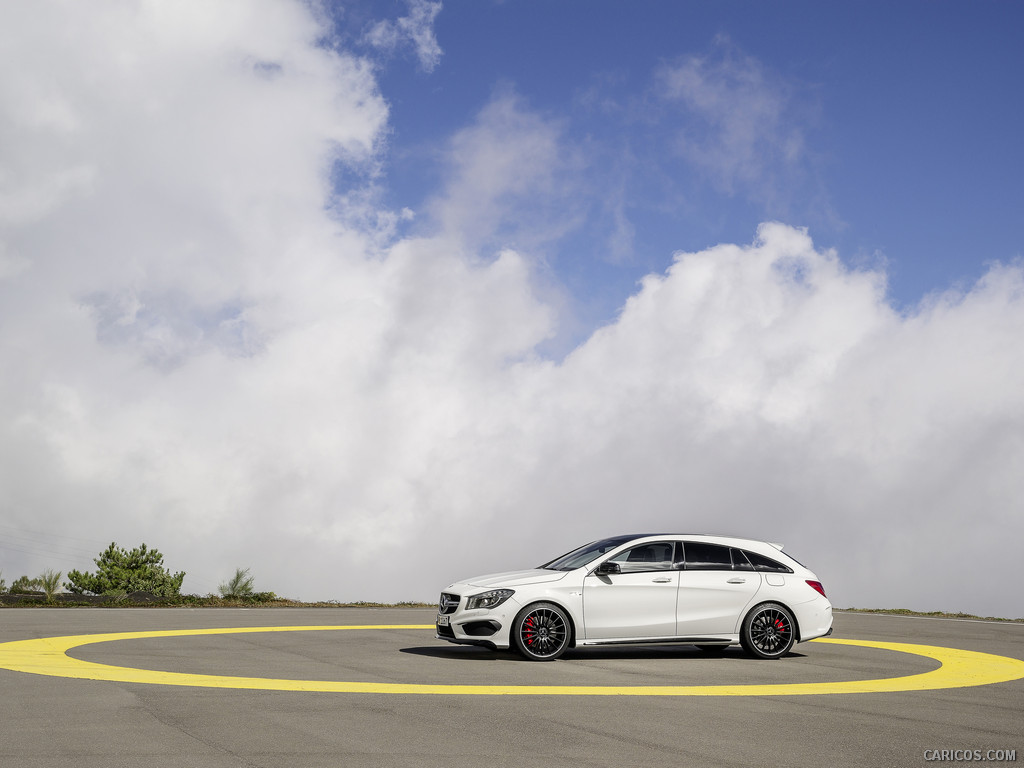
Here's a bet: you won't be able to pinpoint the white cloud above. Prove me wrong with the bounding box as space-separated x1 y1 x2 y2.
655 36 812 208
427 89 584 254
1 2 1022 619
364 0 444 73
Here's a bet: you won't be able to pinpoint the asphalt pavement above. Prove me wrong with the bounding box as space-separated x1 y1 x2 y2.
0 608 1020 767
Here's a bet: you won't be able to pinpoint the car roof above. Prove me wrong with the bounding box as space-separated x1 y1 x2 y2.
611 533 786 552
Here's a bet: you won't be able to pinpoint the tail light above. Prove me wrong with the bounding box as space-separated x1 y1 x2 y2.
806 580 827 598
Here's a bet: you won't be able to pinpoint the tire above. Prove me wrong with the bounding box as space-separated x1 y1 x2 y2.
512 602 571 661
740 602 796 659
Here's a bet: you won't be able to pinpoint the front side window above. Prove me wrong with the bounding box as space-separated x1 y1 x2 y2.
541 535 642 571
608 541 676 572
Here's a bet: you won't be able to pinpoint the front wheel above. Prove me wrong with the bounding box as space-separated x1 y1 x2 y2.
512 602 571 661
740 602 796 659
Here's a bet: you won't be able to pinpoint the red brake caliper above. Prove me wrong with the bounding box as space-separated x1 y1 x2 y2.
525 616 535 645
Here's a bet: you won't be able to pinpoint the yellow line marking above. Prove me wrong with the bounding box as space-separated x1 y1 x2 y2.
0 625 1022 696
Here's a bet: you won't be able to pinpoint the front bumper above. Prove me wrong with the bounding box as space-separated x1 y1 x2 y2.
437 617 502 641
435 590 518 649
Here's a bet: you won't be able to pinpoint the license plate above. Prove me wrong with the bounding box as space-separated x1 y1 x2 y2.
436 614 450 626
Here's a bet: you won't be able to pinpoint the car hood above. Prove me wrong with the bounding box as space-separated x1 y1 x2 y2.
458 569 567 589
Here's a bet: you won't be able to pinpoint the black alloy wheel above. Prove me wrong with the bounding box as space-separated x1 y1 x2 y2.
512 602 571 661
741 602 796 659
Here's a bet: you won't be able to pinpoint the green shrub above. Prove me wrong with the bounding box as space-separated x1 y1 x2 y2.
11 575 43 594
65 542 185 597
40 569 63 600
218 567 256 599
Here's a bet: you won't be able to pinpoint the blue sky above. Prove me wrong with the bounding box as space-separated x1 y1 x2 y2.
351 1 1024 323
1 1 1023 616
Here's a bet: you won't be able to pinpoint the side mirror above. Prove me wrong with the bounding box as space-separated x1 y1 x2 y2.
595 561 621 575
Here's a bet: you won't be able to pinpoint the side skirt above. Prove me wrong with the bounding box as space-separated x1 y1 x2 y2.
579 635 738 647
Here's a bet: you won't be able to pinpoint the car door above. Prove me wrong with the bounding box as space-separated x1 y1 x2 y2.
582 541 679 640
676 543 762 636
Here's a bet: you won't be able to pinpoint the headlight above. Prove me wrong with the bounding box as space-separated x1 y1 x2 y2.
465 589 515 610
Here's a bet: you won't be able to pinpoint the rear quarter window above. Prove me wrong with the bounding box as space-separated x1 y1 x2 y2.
743 550 794 574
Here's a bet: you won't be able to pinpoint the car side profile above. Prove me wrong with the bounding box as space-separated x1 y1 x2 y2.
436 534 833 660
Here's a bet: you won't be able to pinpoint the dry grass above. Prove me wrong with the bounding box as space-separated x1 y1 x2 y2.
838 607 1023 623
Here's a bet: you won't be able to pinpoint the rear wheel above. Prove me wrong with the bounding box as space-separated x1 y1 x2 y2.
512 602 571 661
740 603 796 659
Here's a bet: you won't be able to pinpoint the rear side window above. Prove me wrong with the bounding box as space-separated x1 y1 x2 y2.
743 550 793 573
682 542 732 570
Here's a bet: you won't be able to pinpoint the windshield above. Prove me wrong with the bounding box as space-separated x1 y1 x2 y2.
540 535 643 571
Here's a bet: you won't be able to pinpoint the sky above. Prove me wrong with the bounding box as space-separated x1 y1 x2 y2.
1 0 1022 618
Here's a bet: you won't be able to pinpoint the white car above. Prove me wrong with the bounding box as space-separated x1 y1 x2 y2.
436 534 833 660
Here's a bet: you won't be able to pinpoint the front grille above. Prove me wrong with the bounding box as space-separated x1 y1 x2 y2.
438 592 460 614
436 623 455 639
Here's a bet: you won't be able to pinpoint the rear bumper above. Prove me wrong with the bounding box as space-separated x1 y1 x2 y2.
796 599 833 642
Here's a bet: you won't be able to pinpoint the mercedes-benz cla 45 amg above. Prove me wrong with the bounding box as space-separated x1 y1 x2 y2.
436 534 833 660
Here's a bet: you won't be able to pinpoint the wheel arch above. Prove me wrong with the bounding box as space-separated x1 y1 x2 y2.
518 597 579 649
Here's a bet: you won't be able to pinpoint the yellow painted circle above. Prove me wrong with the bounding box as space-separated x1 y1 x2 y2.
0 625 1022 696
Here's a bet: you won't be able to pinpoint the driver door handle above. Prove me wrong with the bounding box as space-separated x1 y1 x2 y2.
652 577 673 583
